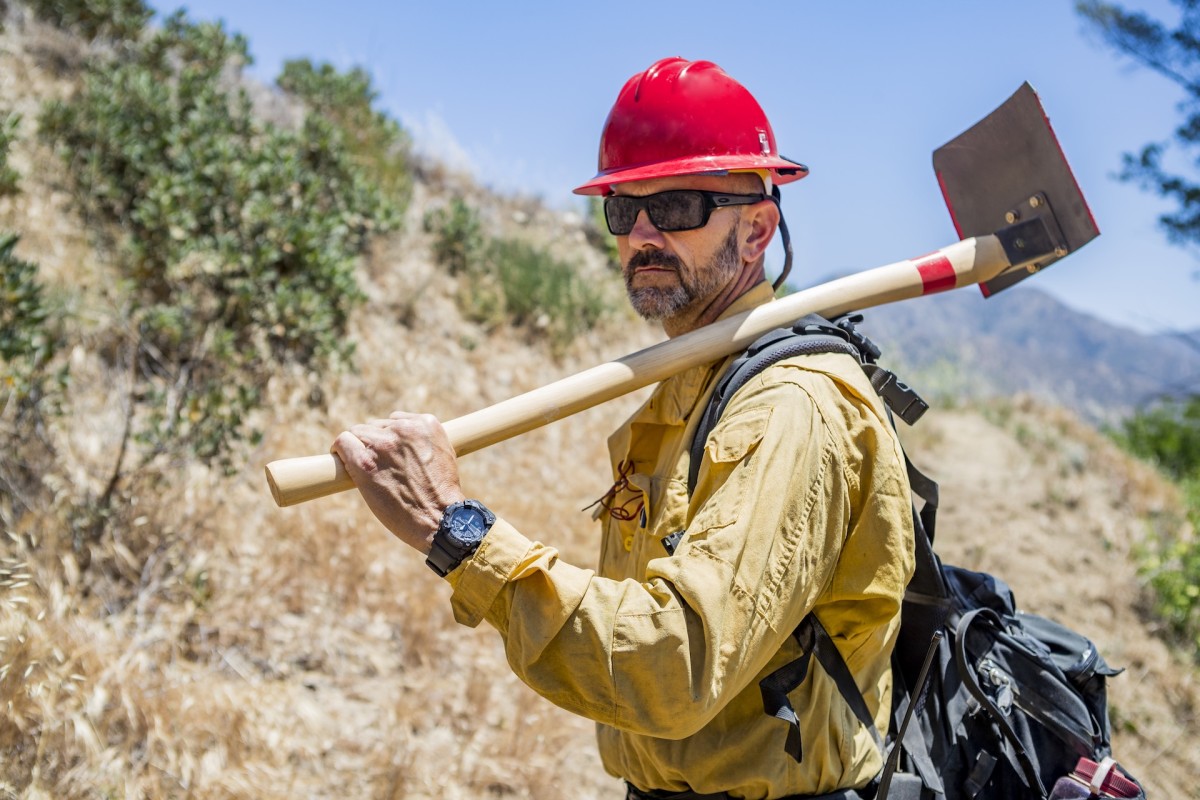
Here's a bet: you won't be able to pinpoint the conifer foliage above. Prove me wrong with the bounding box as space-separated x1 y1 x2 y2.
1077 0 1200 255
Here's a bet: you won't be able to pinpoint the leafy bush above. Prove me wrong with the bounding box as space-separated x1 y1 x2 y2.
425 198 613 349
0 112 19 197
424 197 484 276
23 0 151 41
277 59 413 214
1117 396 1200 481
1139 495 1200 658
0 233 68 524
1116 396 1200 659
485 237 610 342
583 196 619 269
39 11 397 474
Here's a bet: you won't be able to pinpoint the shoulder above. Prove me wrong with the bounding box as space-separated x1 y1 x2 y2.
720 349 885 429
711 350 906 479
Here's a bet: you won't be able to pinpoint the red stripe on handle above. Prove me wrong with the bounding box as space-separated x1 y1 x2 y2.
915 253 956 295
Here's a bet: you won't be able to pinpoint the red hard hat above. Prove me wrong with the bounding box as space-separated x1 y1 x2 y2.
574 57 808 196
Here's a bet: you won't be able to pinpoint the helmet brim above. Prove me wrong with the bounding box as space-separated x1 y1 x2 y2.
573 154 809 196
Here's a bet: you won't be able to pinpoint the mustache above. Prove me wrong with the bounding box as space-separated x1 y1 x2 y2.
626 249 684 272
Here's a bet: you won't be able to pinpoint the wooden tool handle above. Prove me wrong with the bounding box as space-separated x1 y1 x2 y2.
265 235 1010 507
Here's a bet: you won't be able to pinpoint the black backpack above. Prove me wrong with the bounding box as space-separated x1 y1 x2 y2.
678 314 1146 800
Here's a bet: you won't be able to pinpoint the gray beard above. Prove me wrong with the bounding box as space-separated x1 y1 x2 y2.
624 227 740 321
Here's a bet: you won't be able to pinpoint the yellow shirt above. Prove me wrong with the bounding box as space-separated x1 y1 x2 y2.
448 282 915 799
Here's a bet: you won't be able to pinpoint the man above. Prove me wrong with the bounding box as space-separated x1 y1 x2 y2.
332 57 915 800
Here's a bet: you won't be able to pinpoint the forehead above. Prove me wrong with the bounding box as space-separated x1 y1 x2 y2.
611 173 762 197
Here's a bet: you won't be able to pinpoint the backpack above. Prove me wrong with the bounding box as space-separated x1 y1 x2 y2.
680 313 1146 800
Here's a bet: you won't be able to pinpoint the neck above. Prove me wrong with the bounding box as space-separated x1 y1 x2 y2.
662 263 766 338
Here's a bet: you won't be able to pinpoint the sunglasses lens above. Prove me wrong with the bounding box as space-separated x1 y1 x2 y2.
603 191 711 235
604 197 639 235
648 191 706 231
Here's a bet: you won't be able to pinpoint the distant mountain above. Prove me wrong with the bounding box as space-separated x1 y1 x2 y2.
849 286 1200 424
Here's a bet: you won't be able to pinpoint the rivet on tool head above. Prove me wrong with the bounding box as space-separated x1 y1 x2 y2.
1005 211 1018 224
1029 195 1042 208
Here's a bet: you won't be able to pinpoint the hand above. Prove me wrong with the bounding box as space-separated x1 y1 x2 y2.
331 412 466 555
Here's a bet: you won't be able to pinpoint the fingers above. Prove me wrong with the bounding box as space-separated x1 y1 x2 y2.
333 413 449 472
332 430 376 476
387 410 445 434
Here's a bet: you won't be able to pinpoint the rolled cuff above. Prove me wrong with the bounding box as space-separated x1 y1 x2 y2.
445 517 532 628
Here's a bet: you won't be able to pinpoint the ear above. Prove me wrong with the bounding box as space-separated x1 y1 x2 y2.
738 200 780 264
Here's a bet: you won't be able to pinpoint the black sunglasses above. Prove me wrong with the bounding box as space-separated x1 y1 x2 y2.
603 190 767 235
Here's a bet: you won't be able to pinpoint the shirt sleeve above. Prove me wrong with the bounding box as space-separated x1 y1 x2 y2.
446 372 853 739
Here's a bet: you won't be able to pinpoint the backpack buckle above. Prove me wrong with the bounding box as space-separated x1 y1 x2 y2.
871 368 929 425
833 314 883 363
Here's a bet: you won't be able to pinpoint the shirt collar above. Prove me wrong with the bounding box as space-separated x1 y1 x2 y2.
640 281 777 427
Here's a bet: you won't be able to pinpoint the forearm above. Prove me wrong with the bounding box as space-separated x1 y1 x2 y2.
449 518 738 735
447 454 845 737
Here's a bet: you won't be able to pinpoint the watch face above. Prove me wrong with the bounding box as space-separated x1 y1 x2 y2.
447 507 489 544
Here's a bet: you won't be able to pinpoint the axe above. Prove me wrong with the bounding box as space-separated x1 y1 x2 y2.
265 82 1099 507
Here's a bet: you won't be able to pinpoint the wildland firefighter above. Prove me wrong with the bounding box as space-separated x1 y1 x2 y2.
332 57 915 800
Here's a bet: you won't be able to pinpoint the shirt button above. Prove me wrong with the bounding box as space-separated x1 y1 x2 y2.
623 535 633 552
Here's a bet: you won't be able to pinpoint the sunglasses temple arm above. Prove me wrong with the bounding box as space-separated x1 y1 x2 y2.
771 186 793 292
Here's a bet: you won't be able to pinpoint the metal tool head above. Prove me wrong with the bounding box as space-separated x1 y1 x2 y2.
933 82 1099 297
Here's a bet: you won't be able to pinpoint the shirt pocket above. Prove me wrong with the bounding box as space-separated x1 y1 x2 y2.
598 472 649 575
690 404 773 533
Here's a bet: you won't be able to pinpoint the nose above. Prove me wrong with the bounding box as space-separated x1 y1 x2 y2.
626 209 666 250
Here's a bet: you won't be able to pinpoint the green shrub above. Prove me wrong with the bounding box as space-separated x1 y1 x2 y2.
1116 396 1200 481
23 0 151 41
1139 490 1200 658
425 198 614 349
424 198 484 276
583 196 619 270
39 11 395 474
278 59 413 214
0 112 19 197
0 233 68 524
484 237 609 344
1115 396 1200 660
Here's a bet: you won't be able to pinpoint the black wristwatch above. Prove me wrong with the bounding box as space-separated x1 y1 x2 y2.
426 499 496 577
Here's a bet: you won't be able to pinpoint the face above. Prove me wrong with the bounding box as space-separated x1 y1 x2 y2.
612 174 761 325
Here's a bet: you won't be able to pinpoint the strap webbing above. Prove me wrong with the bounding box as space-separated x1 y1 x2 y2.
760 614 885 764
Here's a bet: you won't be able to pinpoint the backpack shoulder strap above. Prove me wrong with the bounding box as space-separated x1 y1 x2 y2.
687 313 861 495
679 312 952 771
687 313 929 497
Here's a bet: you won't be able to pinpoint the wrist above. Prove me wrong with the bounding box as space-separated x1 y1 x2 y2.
426 499 495 577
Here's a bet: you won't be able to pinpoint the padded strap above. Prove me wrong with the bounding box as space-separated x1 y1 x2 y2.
688 317 858 494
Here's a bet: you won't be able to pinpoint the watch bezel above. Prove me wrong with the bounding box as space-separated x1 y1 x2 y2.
426 499 495 577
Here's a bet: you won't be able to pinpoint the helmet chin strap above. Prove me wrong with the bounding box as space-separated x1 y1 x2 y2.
771 185 793 292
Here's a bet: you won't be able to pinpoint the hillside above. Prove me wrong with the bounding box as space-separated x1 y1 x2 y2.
859 286 1200 424
1 5 1198 799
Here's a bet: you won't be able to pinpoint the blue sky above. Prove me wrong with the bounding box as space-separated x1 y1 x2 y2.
150 1 1197 334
